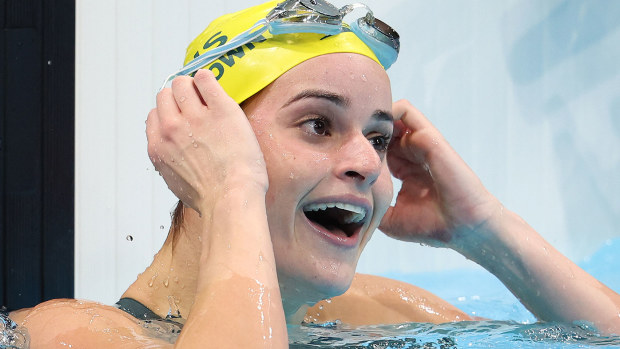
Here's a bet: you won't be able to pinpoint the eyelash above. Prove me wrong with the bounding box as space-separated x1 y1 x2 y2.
299 116 392 153
300 116 331 137
368 134 392 153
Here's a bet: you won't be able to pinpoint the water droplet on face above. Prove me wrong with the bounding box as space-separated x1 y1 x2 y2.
163 277 169 288
318 305 323 310
193 143 198 148
289 172 295 179
325 298 332 304
148 274 157 287
126 235 133 241
361 74 367 81
179 96 186 103
188 132 193 137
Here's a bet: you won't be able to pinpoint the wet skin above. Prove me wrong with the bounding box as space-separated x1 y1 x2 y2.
240 53 395 315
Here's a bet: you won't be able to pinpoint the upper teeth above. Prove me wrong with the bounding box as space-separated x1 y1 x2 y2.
304 202 367 224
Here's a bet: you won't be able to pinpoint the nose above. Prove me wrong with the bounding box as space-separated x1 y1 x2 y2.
333 134 383 187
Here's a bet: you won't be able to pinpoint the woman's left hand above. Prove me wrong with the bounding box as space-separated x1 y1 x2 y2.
379 100 500 247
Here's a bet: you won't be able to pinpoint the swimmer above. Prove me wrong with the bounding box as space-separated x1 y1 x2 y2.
8 0 620 347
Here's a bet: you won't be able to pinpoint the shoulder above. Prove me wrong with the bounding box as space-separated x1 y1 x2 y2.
10 299 172 348
306 273 472 326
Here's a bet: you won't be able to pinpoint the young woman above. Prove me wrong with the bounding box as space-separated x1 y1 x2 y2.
8 1 620 347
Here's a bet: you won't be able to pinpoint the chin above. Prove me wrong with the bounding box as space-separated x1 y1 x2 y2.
277 254 359 306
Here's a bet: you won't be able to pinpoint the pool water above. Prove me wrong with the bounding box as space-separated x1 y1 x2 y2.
288 238 620 348
288 320 619 348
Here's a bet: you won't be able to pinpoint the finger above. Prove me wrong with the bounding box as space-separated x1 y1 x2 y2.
156 87 181 118
193 69 234 110
145 108 159 140
392 100 446 157
171 75 206 114
145 108 163 165
390 120 407 140
392 99 435 132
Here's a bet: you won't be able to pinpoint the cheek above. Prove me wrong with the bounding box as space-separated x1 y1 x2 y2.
257 131 308 215
374 164 394 216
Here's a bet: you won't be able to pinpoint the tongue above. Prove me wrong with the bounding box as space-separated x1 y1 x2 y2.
312 219 349 238
326 226 348 238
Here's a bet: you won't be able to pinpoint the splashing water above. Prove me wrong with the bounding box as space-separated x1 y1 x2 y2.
287 321 620 348
1 311 29 349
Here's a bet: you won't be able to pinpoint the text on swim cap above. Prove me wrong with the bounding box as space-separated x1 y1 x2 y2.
193 32 267 80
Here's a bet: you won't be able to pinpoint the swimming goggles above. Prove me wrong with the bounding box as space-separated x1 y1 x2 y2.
160 0 400 90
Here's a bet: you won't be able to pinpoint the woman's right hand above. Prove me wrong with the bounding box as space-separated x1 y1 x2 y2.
146 69 269 215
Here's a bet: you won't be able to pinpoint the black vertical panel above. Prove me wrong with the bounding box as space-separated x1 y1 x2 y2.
1 0 74 311
5 27 43 309
41 0 74 301
0 0 6 306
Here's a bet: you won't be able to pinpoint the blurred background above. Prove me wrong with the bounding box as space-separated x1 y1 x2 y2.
3 0 617 309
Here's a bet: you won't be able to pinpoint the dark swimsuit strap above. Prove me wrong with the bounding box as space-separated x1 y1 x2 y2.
116 297 184 328
116 298 163 320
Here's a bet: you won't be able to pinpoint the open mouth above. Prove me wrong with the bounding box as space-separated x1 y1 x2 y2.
303 202 368 239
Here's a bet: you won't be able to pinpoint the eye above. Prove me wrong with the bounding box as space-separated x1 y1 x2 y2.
368 134 391 152
300 117 331 137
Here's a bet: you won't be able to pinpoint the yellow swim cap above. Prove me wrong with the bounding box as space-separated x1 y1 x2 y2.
184 1 382 104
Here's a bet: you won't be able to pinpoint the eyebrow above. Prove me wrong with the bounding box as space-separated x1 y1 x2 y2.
282 88 394 123
282 89 351 109
372 110 394 123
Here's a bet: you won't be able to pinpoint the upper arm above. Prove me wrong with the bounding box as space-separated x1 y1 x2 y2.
8 307 32 324
12 299 173 349
306 273 473 326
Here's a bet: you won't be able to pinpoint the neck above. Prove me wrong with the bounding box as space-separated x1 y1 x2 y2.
121 209 202 321
122 207 313 324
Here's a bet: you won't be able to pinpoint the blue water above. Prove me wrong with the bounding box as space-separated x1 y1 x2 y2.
288 238 620 348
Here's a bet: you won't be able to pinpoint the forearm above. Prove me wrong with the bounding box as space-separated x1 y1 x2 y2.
450 207 620 333
175 186 287 348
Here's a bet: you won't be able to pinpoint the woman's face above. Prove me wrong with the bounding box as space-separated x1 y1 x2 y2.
242 53 394 306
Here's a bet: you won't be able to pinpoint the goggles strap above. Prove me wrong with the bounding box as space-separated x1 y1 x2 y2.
160 20 269 90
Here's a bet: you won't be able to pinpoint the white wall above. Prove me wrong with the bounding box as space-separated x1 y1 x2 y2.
75 0 620 304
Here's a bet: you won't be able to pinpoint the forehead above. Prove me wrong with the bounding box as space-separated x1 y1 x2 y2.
250 53 392 112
